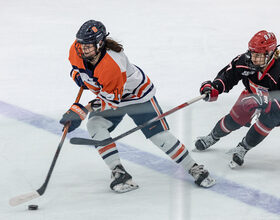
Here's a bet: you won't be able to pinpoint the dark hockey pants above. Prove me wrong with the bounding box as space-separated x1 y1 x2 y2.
212 90 280 148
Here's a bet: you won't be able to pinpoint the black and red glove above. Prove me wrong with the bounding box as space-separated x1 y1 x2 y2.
59 103 88 132
241 93 271 113
200 81 219 102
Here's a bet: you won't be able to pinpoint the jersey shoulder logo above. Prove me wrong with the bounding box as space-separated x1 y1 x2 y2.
241 70 255 76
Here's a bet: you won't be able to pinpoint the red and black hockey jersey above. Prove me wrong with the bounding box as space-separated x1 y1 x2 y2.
212 53 280 98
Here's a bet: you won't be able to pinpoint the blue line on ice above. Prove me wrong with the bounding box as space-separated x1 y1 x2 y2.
1 100 279 215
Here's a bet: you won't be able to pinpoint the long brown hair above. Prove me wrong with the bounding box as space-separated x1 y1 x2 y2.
105 38 123 52
274 49 280 59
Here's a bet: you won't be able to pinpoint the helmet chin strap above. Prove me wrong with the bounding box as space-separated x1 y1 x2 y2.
260 45 280 70
260 50 277 71
87 40 105 64
88 50 101 65
83 43 103 63
76 38 106 63
258 53 271 68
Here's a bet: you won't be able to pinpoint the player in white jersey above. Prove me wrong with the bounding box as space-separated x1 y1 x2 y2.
59 20 215 192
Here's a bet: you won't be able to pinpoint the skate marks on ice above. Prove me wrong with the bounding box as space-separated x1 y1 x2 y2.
1 100 280 215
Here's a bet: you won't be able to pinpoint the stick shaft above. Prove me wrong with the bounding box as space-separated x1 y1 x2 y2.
9 86 84 206
37 86 84 195
104 94 205 143
140 94 206 129
71 94 206 147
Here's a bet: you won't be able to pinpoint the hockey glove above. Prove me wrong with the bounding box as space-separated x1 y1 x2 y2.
89 98 102 112
59 103 88 132
241 93 271 113
200 81 219 102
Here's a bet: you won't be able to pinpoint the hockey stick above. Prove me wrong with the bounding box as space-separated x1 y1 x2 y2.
70 94 206 147
9 86 84 207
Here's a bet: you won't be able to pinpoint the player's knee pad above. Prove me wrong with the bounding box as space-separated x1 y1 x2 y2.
87 116 113 140
149 131 178 152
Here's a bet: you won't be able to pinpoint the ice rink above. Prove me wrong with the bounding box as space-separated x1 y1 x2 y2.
1 0 280 219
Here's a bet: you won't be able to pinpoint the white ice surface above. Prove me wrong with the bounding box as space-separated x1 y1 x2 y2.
1 0 280 219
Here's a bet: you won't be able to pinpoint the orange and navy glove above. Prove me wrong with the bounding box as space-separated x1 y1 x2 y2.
59 103 88 132
200 81 219 102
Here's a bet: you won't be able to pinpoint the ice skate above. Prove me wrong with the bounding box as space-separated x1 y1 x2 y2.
195 132 219 151
110 165 139 193
189 164 216 188
228 143 248 169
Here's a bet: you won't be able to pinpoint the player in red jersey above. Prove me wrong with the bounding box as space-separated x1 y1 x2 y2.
60 20 215 192
196 30 280 168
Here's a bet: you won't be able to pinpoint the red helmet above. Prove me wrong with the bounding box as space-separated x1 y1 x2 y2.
248 30 277 53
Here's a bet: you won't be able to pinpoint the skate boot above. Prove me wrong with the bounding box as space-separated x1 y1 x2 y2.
195 132 219 151
229 142 248 168
110 164 139 193
189 164 216 188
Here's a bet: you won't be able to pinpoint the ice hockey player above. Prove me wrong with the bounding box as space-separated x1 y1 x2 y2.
196 30 280 168
59 20 215 192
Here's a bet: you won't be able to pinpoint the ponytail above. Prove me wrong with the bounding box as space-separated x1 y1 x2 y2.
274 49 280 59
105 38 123 52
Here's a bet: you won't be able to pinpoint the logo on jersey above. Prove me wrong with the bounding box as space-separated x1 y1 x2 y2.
248 79 268 95
242 70 255 76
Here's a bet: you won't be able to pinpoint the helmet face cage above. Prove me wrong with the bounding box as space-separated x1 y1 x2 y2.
246 30 277 71
245 50 272 71
74 41 86 60
75 20 107 60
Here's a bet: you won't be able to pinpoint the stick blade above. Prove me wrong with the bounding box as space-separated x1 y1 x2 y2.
9 191 40 206
70 137 113 147
70 137 96 145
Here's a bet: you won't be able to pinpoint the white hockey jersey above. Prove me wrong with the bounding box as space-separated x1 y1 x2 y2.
69 41 156 111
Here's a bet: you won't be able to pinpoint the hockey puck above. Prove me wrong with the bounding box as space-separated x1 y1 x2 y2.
28 205 39 210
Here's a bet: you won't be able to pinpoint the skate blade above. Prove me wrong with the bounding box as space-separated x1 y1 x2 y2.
113 181 139 193
200 176 216 188
192 148 207 152
229 160 238 169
